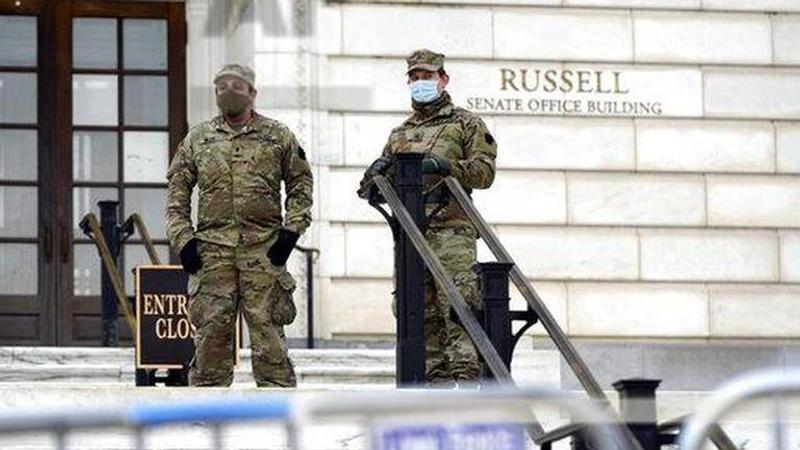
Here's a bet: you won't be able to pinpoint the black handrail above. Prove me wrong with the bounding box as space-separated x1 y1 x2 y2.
369 173 548 442
362 156 641 449
293 245 319 349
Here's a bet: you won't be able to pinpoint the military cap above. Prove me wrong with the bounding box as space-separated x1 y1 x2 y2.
213 63 256 89
406 49 445 74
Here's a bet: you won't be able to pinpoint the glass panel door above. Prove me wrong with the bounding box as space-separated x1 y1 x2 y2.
0 13 45 343
68 9 180 345
0 1 185 346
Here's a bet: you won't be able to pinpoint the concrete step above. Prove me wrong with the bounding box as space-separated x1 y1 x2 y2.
0 347 398 386
0 347 396 368
0 347 560 388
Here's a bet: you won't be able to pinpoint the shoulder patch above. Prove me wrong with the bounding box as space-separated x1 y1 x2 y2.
298 146 306 160
485 132 495 145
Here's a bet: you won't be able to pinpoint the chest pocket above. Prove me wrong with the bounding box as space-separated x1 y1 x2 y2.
194 138 231 190
427 123 464 160
389 125 447 155
245 135 283 187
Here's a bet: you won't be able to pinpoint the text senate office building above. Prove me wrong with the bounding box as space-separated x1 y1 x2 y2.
0 0 798 384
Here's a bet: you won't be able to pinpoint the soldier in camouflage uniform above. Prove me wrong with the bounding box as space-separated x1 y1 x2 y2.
359 49 497 385
166 64 313 387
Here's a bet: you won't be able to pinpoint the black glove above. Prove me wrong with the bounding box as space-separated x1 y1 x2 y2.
179 239 202 274
358 156 394 199
421 154 451 176
268 229 300 266
366 156 393 177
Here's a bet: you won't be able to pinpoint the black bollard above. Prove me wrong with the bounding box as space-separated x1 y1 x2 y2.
613 378 662 450
474 262 514 380
393 153 427 386
98 201 121 347
305 249 315 349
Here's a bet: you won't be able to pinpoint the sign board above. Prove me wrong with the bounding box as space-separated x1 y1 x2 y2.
323 58 704 118
459 66 703 118
374 423 525 450
135 265 240 369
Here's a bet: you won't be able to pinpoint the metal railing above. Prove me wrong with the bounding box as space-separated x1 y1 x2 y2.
303 386 631 450
293 245 320 349
0 396 295 450
444 175 739 450
372 176 514 383
0 386 632 450
79 211 140 334
363 156 629 445
365 163 643 449
681 368 800 450
361 157 742 450
442 176 606 400
0 370 792 449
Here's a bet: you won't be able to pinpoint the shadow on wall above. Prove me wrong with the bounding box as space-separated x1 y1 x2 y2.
203 0 313 38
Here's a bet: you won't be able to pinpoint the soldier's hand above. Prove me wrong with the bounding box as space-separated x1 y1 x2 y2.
356 184 371 200
421 154 451 176
179 239 202 275
268 228 300 266
357 178 379 199
358 156 393 199
364 156 393 179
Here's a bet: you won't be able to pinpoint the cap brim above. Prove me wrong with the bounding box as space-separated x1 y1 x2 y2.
406 64 441 74
213 71 253 87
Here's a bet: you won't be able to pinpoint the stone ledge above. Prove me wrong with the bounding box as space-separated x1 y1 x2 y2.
0 347 396 367
553 340 800 390
339 0 800 13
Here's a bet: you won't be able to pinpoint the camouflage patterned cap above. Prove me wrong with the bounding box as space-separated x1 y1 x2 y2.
213 63 256 89
406 49 445 74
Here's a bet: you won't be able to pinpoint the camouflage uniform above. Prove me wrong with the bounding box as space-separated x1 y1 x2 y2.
166 70 313 386
364 50 497 383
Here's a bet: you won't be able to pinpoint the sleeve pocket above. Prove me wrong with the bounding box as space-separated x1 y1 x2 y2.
271 270 297 326
187 274 201 297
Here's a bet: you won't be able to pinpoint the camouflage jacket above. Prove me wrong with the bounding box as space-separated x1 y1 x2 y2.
367 91 497 229
166 113 313 251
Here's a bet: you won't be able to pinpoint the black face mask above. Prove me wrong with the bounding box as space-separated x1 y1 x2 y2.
216 90 251 116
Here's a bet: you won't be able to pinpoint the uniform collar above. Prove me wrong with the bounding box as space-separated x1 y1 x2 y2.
407 91 454 125
212 111 265 137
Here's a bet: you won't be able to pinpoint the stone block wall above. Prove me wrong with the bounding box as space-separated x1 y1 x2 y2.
186 0 800 343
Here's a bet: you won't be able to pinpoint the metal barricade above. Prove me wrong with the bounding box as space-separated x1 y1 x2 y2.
0 386 637 450
301 386 633 450
681 368 800 450
0 396 295 450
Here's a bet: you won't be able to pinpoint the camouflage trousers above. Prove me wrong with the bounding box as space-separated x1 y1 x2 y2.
186 239 297 387
424 225 482 383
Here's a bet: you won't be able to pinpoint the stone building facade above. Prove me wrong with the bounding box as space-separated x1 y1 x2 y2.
185 0 800 352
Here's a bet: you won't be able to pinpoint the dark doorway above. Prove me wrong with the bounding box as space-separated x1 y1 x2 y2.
0 0 186 345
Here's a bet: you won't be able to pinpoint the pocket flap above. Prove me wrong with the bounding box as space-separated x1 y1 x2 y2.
186 274 201 297
276 270 296 293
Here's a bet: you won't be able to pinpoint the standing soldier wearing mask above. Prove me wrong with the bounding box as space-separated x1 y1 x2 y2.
166 64 313 387
359 49 497 386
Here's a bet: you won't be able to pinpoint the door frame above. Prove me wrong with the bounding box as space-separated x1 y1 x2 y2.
0 0 56 344
0 0 185 345
55 0 186 345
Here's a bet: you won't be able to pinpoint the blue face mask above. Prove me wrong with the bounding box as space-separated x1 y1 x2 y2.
409 79 440 103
